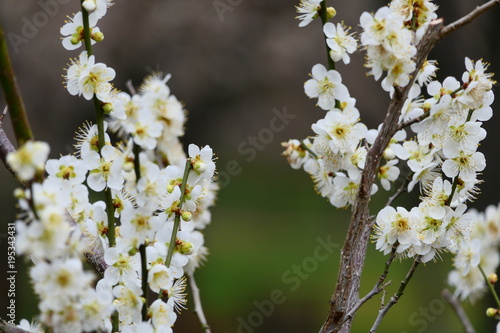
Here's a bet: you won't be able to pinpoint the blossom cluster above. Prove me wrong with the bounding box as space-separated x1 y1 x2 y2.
285 0 496 268
7 1 218 332
448 203 500 302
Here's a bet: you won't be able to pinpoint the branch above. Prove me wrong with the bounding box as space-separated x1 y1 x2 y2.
442 288 476 333
0 22 33 146
0 319 29 333
338 247 397 327
385 173 412 208
0 123 17 179
369 256 421 332
441 0 500 38
319 20 443 333
188 271 212 333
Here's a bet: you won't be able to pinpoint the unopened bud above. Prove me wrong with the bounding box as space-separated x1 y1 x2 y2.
92 31 104 42
123 161 134 172
82 0 96 12
13 188 25 199
193 161 206 174
70 33 80 45
383 147 395 160
486 307 498 317
326 7 337 20
167 184 175 193
102 102 113 114
489 273 498 284
181 211 192 222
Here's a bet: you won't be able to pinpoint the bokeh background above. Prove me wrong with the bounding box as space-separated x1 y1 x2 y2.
1 0 500 332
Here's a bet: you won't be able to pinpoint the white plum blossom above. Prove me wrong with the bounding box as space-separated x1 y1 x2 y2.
295 0 322 27
6 141 50 181
60 12 101 51
304 64 349 110
65 51 115 100
324 22 357 64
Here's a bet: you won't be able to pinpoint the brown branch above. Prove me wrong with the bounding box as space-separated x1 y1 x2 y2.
0 319 29 333
338 247 397 327
319 20 443 333
442 289 476 333
441 0 500 38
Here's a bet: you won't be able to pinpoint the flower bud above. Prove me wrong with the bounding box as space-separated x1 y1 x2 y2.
102 102 113 114
177 240 193 255
13 188 25 199
193 161 206 174
383 147 395 160
181 211 192 222
123 161 134 172
326 7 337 20
167 184 175 193
82 0 96 12
486 307 498 317
71 33 81 45
92 31 104 42
489 273 498 284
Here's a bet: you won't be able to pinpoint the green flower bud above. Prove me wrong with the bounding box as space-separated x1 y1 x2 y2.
327 7 337 20
486 307 497 317
92 31 104 42
181 211 192 222
70 34 80 45
102 102 113 114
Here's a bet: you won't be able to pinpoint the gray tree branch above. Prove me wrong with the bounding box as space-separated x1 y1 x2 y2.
0 319 29 333
319 1 500 331
319 19 443 333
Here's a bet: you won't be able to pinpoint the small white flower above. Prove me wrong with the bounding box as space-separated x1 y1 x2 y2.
324 22 357 65
7 141 50 181
295 0 322 27
65 51 115 100
60 12 101 51
304 64 349 110
188 144 216 180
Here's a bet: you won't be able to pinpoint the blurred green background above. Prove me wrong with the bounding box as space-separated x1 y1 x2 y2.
1 0 500 332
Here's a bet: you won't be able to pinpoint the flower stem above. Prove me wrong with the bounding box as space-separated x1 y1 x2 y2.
0 22 33 146
166 158 192 267
81 2 116 247
139 244 149 320
80 2 93 56
478 264 500 309
319 1 335 71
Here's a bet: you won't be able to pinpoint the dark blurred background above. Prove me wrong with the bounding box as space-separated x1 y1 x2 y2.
1 0 500 332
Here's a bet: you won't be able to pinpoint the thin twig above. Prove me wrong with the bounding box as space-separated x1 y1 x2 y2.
385 173 412 208
126 79 136 95
397 112 429 131
369 256 421 332
441 0 500 38
0 319 29 333
338 247 397 326
188 272 212 333
442 288 476 333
